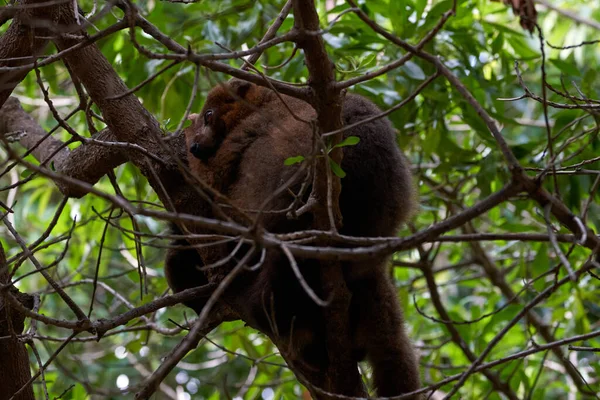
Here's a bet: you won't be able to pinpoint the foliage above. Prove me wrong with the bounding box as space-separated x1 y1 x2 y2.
1 0 600 399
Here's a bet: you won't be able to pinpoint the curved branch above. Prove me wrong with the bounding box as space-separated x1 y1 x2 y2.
0 97 128 197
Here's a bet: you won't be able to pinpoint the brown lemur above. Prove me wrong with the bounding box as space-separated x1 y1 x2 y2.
165 79 421 397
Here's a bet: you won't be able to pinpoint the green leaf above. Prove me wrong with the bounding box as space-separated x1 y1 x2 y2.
506 36 539 59
550 58 581 77
329 159 346 178
403 61 426 80
284 155 305 166
491 32 504 54
426 0 453 19
126 339 143 354
334 136 360 148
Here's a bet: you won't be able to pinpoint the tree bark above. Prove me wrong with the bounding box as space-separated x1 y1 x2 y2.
0 244 35 400
0 0 64 107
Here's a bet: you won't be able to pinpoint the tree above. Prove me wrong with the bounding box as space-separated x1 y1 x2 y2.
0 0 599 398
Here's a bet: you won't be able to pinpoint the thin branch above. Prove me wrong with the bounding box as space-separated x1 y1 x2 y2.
536 0 600 30
243 0 293 68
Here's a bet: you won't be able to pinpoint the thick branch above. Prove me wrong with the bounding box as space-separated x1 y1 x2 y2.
293 0 344 230
0 9 18 27
0 0 61 107
53 13 159 150
291 2 364 398
0 97 129 197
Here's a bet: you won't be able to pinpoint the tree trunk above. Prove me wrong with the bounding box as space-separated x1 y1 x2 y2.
0 244 35 400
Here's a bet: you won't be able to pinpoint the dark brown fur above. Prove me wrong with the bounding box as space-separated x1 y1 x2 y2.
165 80 420 397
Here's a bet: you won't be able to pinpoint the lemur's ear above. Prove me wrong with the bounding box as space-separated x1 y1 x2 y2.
228 79 253 99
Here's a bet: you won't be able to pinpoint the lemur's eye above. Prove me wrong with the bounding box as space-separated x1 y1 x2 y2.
204 110 214 125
